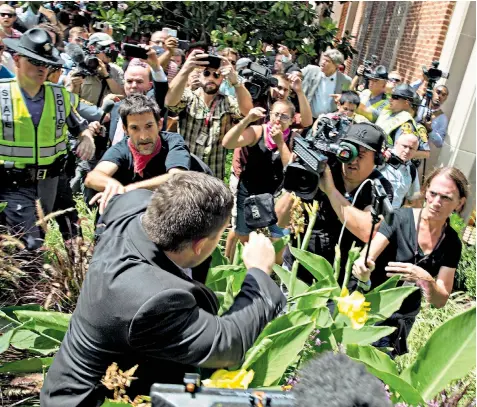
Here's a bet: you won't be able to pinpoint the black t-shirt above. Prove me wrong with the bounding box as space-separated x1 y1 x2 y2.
99 132 190 186
283 164 394 285
373 207 462 314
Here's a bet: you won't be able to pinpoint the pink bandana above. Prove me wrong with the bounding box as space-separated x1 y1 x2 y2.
264 121 291 150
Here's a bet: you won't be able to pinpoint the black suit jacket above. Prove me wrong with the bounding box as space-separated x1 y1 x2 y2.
41 190 285 407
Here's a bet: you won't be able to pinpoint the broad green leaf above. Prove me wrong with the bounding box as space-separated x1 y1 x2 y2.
333 326 396 346
401 306 476 401
210 246 229 268
0 328 16 354
10 329 61 355
272 264 309 295
365 287 418 324
249 322 315 387
288 247 337 286
232 241 244 265
242 338 273 370
370 275 401 293
363 365 425 405
255 309 318 344
346 344 398 375
14 311 71 333
313 307 333 328
0 356 54 373
293 287 335 310
205 265 245 285
0 202 6 213
272 235 290 253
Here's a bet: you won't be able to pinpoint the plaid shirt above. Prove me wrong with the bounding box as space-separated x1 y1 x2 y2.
167 88 242 179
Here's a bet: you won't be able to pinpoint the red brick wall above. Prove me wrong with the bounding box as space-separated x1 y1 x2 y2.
393 1 455 84
337 1 350 38
342 1 455 85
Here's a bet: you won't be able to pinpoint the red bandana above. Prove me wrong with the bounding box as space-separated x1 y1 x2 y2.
127 137 162 177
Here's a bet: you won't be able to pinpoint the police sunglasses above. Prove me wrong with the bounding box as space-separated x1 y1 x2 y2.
391 95 409 101
203 69 221 79
24 56 55 68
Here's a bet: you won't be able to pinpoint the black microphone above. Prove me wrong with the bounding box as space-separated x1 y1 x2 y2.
65 43 85 64
100 99 115 124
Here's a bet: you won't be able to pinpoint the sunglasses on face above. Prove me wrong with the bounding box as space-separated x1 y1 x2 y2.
271 112 291 121
0 13 14 18
203 70 221 79
24 56 54 68
389 78 401 83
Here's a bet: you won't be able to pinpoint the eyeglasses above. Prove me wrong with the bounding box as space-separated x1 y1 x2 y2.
271 112 291 121
203 69 221 79
389 78 401 83
0 13 14 18
24 56 54 68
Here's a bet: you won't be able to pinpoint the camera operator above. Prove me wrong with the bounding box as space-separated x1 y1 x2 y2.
302 49 352 120
352 166 468 357
149 29 180 82
385 70 403 96
379 133 421 208
41 173 286 407
276 122 394 285
85 94 190 215
165 49 253 180
0 28 97 250
68 32 125 106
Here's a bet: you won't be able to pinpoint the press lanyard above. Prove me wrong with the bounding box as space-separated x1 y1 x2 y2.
414 208 446 265
204 97 219 128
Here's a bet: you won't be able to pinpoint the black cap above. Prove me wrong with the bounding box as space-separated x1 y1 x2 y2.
341 123 385 152
392 84 416 102
3 28 63 67
366 65 388 80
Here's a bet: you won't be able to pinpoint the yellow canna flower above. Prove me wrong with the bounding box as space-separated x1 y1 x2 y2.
202 369 255 389
335 288 371 330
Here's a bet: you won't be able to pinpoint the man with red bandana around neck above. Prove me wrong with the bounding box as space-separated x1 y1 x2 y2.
85 94 190 214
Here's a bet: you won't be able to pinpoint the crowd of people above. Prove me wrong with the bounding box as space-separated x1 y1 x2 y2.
0 2 470 407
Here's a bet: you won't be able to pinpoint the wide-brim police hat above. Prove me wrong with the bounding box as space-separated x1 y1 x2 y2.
392 83 416 102
366 65 388 80
4 28 64 67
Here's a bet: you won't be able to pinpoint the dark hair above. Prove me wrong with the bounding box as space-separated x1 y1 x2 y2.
423 166 470 213
339 90 360 106
292 352 392 407
57 10 71 26
119 94 161 127
436 84 449 95
142 172 234 252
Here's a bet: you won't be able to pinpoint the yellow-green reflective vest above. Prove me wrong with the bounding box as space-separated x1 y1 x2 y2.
375 107 417 145
0 80 71 168
360 89 389 111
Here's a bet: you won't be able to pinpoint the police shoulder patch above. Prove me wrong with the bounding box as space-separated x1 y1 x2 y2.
400 122 414 134
417 124 428 143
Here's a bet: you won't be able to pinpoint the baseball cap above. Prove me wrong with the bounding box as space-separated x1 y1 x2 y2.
341 123 385 152
88 33 115 47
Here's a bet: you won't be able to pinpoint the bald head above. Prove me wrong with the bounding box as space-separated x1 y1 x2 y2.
395 133 419 162
124 64 152 96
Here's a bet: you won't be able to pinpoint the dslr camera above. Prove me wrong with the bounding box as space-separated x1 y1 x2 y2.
283 115 359 199
238 60 279 100
421 61 449 121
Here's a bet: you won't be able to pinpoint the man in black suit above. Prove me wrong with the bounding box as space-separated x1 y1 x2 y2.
41 172 286 407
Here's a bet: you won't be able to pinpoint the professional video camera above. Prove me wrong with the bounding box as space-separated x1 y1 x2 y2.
238 60 279 100
150 373 295 407
67 42 118 77
363 54 378 77
421 60 449 121
283 115 358 199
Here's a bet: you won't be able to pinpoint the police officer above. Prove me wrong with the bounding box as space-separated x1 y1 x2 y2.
0 28 97 249
357 65 389 122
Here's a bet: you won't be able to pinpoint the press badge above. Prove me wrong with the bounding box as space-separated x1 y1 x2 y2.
196 131 209 146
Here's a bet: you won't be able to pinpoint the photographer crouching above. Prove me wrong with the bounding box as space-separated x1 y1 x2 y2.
276 122 394 286
41 172 286 407
352 167 469 357
67 32 125 106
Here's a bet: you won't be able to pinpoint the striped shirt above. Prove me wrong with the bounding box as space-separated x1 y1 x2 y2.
167 88 242 179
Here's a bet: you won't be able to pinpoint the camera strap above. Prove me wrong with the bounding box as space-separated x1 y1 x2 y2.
96 79 108 107
203 97 219 128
